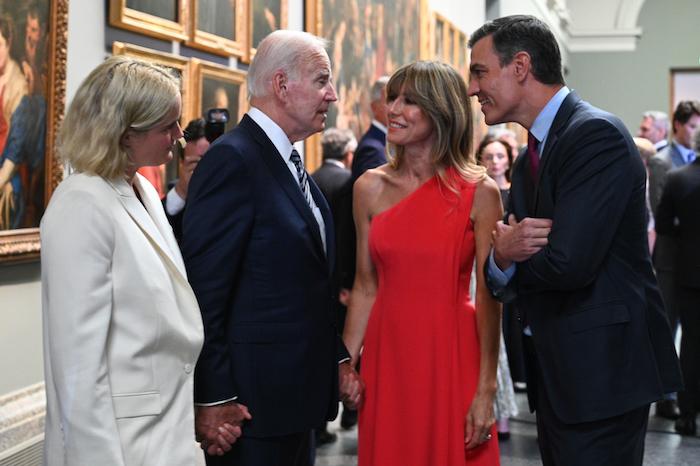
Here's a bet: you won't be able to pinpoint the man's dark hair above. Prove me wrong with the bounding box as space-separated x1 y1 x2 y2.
468 15 564 86
183 118 206 142
672 100 700 126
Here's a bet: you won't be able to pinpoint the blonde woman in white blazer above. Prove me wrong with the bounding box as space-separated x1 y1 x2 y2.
40 57 211 465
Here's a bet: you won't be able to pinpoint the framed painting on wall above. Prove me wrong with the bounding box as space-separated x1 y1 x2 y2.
109 0 188 41
187 0 249 59
670 68 700 113
0 0 68 263
250 0 287 55
191 59 247 131
304 0 429 170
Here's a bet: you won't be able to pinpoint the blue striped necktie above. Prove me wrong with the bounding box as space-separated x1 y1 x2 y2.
290 149 314 209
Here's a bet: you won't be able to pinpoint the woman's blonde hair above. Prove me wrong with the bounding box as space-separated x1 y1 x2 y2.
386 61 485 186
59 56 181 179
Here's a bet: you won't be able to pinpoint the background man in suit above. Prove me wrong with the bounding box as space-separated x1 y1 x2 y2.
350 76 389 181
334 78 389 430
311 127 356 445
468 15 682 465
638 110 670 152
182 30 362 466
312 127 356 203
655 128 700 436
646 100 700 419
163 118 209 241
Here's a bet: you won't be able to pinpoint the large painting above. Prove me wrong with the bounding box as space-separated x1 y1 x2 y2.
187 0 248 59
251 0 287 52
0 0 68 263
305 0 429 170
110 0 188 42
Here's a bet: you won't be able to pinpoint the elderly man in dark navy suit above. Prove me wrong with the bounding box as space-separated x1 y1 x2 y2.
182 30 362 466
469 15 682 466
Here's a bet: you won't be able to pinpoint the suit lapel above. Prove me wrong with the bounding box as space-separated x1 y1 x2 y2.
241 116 327 259
532 91 582 212
107 176 189 281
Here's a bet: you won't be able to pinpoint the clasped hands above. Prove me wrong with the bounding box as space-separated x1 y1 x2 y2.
493 214 553 270
339 361 364 410
195 401 252 456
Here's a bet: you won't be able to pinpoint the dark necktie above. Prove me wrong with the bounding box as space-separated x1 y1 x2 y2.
289 149 314 209
527 132 540 181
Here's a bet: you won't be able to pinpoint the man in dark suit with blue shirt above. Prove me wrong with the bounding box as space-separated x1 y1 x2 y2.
182 30 362 466
468 15 682 466
350 76 389 182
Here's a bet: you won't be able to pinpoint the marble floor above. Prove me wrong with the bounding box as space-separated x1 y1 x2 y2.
315 393 700 466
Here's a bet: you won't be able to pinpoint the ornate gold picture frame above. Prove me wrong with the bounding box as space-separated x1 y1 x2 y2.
109 0 189 42
249 0 287 59
186 0 249 60
0 0 69 264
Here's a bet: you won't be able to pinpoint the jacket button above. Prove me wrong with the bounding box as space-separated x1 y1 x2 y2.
184 363 193 373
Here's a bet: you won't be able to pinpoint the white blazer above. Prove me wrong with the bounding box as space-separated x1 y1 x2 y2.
41 173 204 466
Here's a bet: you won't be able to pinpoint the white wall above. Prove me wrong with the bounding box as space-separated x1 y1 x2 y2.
430 0 485 38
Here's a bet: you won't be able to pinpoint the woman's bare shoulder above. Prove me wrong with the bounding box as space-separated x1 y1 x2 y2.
472 175 503 218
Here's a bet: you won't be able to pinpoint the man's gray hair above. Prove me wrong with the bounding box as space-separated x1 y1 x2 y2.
322 128 357 160
643 110 670 134
247 30 329 99
370 76 389 103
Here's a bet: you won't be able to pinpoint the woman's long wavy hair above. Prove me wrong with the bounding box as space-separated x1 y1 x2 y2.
386 60 486 189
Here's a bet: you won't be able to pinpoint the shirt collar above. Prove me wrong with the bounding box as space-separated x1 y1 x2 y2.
324 159 346 169
672 140 695 162
529 86 570 152
247 107 296 161
371 119 388 134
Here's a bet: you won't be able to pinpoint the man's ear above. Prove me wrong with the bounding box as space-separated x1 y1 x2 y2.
512 51 531 82
272 70 288 100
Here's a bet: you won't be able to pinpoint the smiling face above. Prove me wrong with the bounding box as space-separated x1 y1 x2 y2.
126 95 183 170
467 35 522 126
386 85 435 151
282 49 338 142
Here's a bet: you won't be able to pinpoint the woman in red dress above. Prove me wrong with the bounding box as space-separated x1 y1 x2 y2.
343 61 503 466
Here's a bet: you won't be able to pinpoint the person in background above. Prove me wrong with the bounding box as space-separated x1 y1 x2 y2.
163 117 209 241
655 128 700 436
632 137 657 252
350 76 389 181
646 100 700 420
311 127 356 446
40 56 206 466
476 134 519 441
344 60 502 466
638 110 669 152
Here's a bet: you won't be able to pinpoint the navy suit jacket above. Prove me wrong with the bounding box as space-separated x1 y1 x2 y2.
655 158 700 289
487 91 682 423
182 115 348 437
351 123 386 181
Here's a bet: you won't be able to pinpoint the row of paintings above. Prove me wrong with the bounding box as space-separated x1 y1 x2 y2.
110 0 286 61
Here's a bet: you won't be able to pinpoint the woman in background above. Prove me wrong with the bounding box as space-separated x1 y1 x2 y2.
476 135 519 440
343 61 502 466
40 56 228 465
